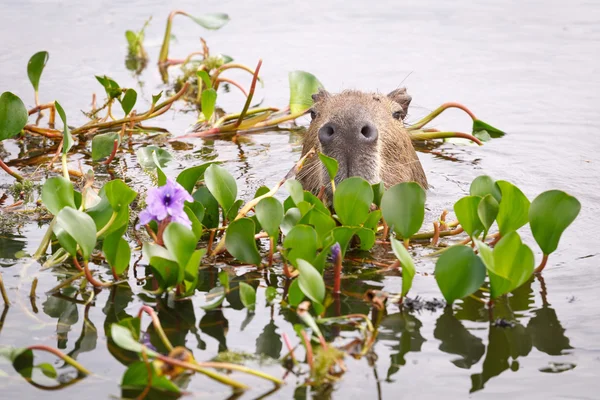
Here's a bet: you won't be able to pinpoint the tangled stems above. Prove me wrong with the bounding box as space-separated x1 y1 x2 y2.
27 345 92 376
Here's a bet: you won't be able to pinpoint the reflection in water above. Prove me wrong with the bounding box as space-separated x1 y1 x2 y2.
434 309 485 369
256 320 283 360
378 312 426 380
200 310 229 353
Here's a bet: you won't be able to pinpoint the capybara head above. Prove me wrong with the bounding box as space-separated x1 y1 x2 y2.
297 87 428 198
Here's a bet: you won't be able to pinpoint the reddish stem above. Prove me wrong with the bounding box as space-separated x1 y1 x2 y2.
333 253 342 294
233 59 262 129
103 139 119 165
534 254 549 274
432 221 440 246
300 330 314 371
282 332 296 363
0 158 24 181
215 78 248 97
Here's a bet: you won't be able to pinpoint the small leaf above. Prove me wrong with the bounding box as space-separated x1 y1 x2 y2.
0 92 28 141
91 132 120 161
239 282 256 311
470 175 502 202
54 207 97 259
151 91 163 106
318 153 339 182
176 162 217 193
102 231 131 275
296 259 325 305
201 88 217 120
95 75 121 99
529 190 580 255
41 176 75 215
434 245 486 303
119 88 137 115
54 101 73 155
225 218 262 265
27 51 49 92
111 324 159 357
197 70 212 89
187 13 230 30
136 146 172 169
473 119 505 139
333 177 373 226
35 362 57 379
390 237 416 297
163 222 197 282
205 164 237 214
289 71 323 114
372 181 385 208
478 194 499 236
265 286 277 304
255 197 284 238
285 179 304 205
381 182 426 238
454 195 484 238
496 181 530 236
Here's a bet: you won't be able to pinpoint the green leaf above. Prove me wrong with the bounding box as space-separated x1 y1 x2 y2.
163 222 197 282
454 195 484 238
91 132 120 161
102 231 130 275
372 182 385 208
529 190 580 255
390 237 416 297
356 228 375 250
478 194 499 236
95 75 121 99
187 13 230 30
136 146 172 169
477 232 534 298
434 245 486 303
283 225 318 267
183 249 205 294
35 362 57 379
193 186 219 229
185 202 205 240
103 179 137 212
176 162 216 193
201 286 226 310
327 226 358 257
111 324 159 357
289 71 323 114
125 30 137 48
0 92 28 141
201 88 217 120
318 153 338 182
473 119 505 139
27 51 49 92
151 91 163 106
288 279 304 306
119 88 137 115
496 181 530 235
281 207 302 235
470 175 501 202
285 179 304 205
239 282 256 311
381 182 426 238
333 177 373 226
54 207 97 259
41 176 75 215
121 362 180 394
296 259 325 305
219 270 230 292
205 164 237 214
265 286 277 304
299 208 336 248
225 218 262 265
363 210 382 230
255 197 284 238
197 70 212 89
143 243 179 289
54 101 73 155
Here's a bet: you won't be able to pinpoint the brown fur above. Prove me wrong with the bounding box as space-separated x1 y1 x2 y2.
297 88 428 197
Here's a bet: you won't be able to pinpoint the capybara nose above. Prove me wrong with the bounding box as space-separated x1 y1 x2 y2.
359 122 378 143
318 122 336 144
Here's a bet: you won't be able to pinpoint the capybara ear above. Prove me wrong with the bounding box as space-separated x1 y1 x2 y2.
312 87 331 103
387 87 412 120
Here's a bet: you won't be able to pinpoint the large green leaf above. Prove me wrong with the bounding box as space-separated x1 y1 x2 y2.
285 179 304 206
255 197 284 238
390 237 416 297
283 225 317 267
299 208 336 248
478 194 499 237
193 186 219 229
238 282 256 311
104 179 137 211
296 259 325 305
121 361 180 394
225 218 262 265
205 164 237 214
102 231 131 275
176 162 216 193
27 51 49 92
529 190 580 255
111 324 159 357
288 71 323 114
470 175 501 202
281 207 302 235
318 153 339 182
333 177 373 226
434 245 486 304
454 195 484 238
201 88 217 120
143 243 179 289
163 222 197 282
0 92 28 141
91 132 120 161
41 176 75 215
496 181 530 235
54 207 97 259
381 182 425 238
54 101 73 155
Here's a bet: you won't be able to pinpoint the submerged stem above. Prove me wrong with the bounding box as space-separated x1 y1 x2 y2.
27 345 92 376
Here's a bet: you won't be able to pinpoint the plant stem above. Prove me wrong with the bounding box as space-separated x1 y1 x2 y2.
333 252 342 294
96 211 118 238
410 130 483 145
0 158 24 181
0 273 10 305
408 102 478 130
83 260 113 288
300 330 314 372
137 305 173 352
27 345 92 375
195 361 283 385
534 253 549 274
103 139 119 165
234 59 262 129
61 153 69 180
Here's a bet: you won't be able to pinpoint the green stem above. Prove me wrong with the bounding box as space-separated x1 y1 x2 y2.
195 361 283 385
0 157 24 181
96 211 117 238
61 153 69 180
0 273 10 305
138 305 173 352
410 130 482 146
234 59 262 128
33 218 56 260
27 345 92 376
408 102 478 130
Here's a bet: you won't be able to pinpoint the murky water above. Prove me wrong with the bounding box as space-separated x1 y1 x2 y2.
1 0 599 398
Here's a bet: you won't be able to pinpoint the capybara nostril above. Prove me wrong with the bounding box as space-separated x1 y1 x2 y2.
360 123 378 142
318 122 336 144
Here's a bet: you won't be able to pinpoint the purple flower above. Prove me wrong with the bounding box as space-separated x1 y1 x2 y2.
331 242 341 264
138 179 193 228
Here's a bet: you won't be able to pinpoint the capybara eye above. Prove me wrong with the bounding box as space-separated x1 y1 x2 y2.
392 111 403 120
310 110 317 120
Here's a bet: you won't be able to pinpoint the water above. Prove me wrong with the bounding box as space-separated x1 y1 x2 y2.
1 0 599 398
